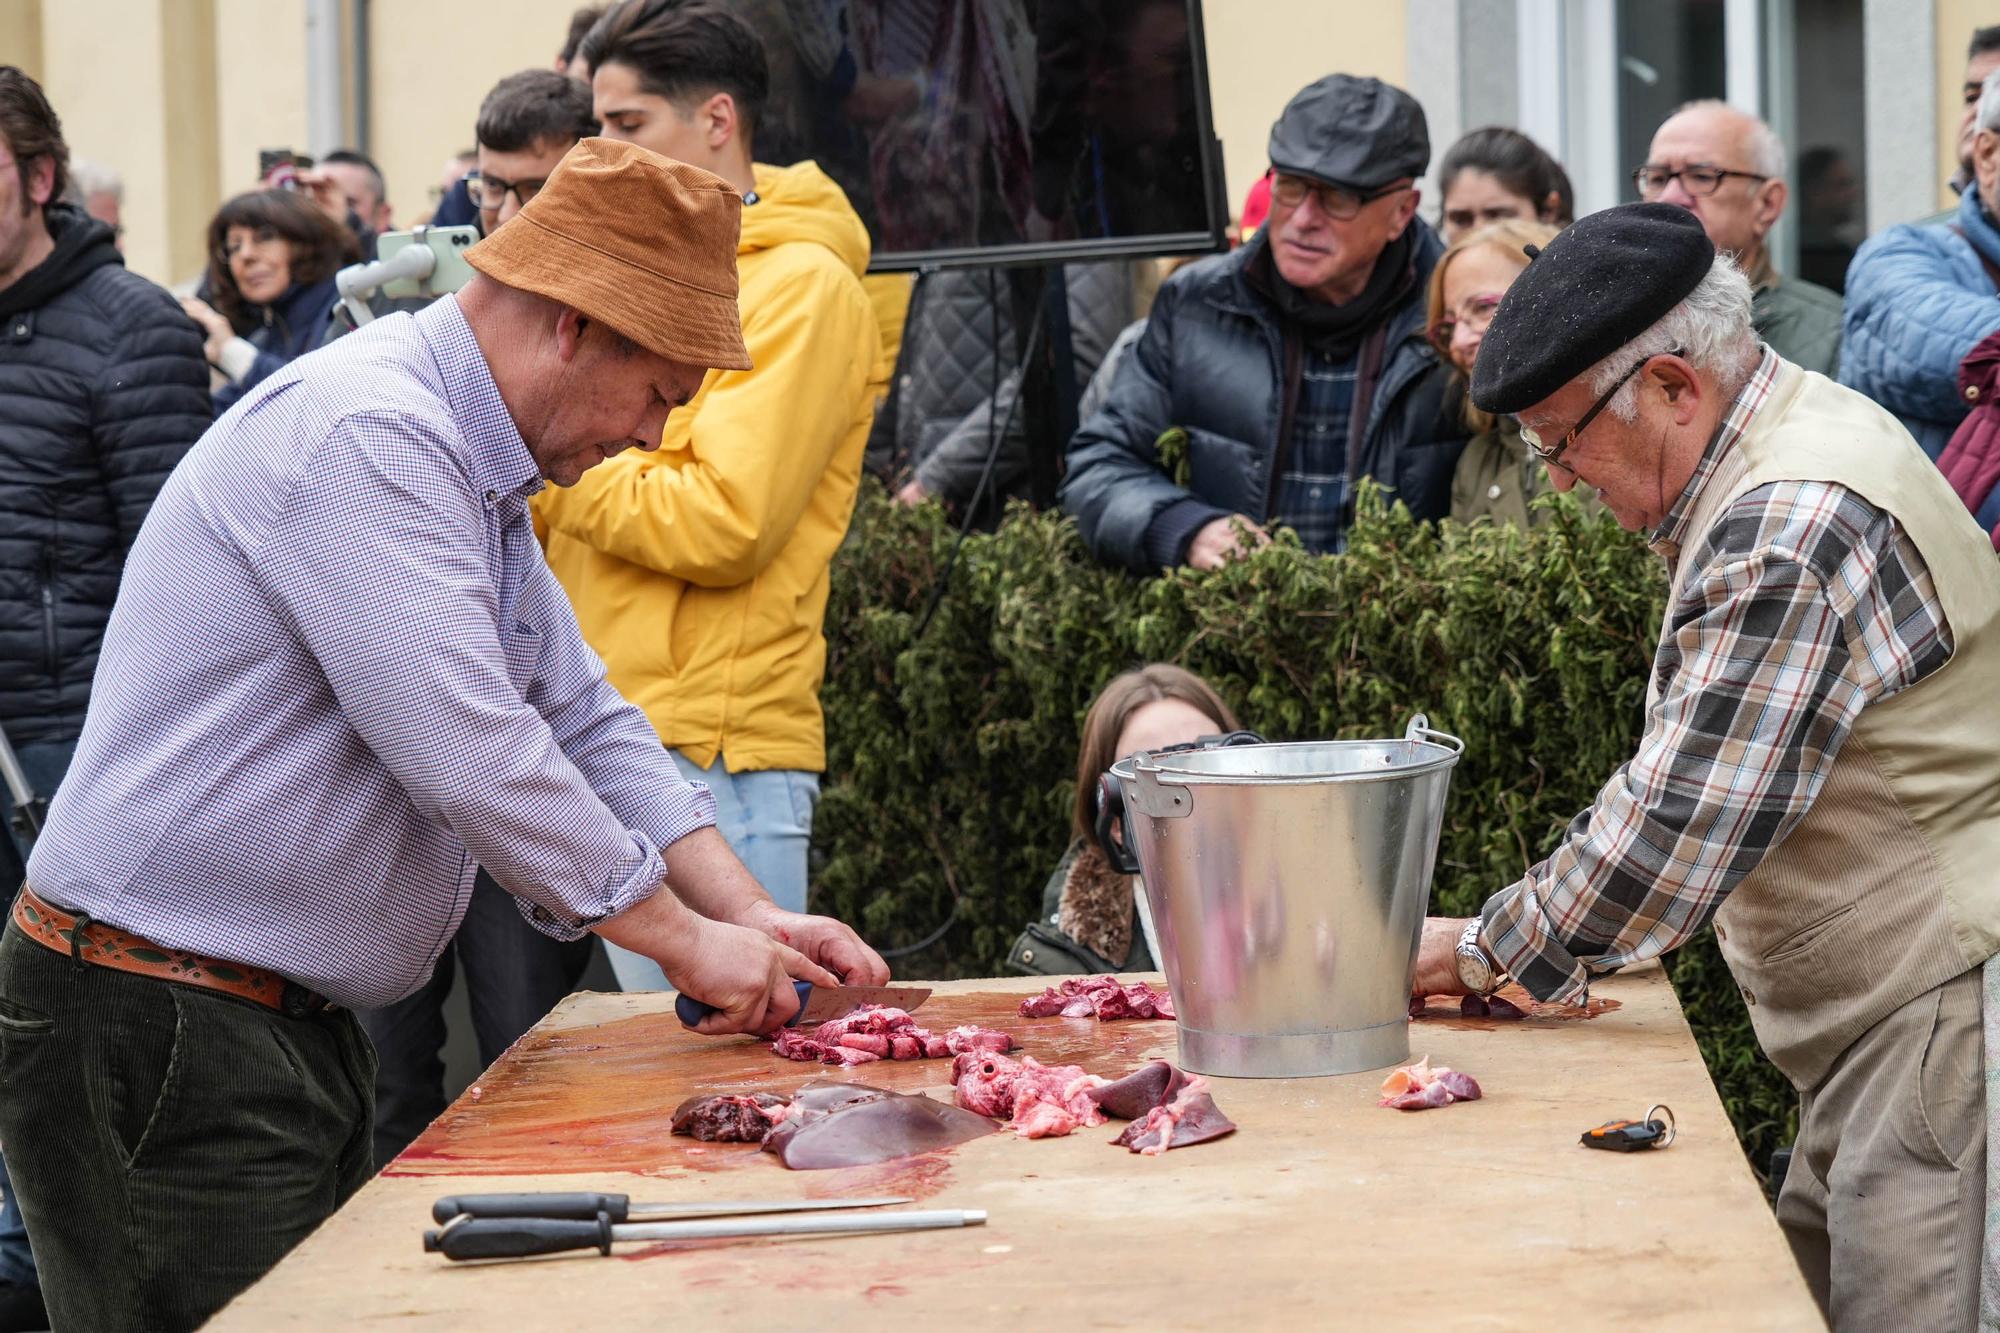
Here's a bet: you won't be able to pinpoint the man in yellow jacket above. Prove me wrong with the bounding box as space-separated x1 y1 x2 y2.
539 1 881 987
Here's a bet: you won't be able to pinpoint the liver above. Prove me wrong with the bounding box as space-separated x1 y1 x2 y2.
212 970 1822 1330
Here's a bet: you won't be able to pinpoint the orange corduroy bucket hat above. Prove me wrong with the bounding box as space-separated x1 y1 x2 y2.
464 136 753 371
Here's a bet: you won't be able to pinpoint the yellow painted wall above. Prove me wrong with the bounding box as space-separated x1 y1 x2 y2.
0 2 43 82
366 0 574 229
212 0 308 201
1202 1 1407 219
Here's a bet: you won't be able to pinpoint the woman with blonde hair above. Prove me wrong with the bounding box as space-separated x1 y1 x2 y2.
1009 664 1241 975
1424 218 1574 527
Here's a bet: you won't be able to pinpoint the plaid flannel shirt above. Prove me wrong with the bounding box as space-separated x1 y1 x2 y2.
1480 348 1956 1004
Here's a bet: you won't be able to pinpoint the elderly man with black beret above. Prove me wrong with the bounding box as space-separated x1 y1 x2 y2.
1409 203 2000 1329
1059 74 1468 570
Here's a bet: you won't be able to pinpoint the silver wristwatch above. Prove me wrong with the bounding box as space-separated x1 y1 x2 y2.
1454 918 1506 997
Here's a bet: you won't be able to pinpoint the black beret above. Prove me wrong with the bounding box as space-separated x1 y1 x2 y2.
1470 203 1715 415
1267 75 1428 191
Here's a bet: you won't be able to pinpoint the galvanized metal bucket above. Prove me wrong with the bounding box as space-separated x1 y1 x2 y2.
1103 716 1463 1078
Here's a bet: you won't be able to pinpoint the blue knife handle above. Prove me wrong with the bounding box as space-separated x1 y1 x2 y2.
675 979 813 1029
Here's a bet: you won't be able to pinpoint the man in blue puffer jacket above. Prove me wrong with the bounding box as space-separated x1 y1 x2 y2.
1840 71 2000 459
1061 75 1468 571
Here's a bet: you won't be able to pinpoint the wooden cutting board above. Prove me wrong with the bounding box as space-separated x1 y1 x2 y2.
212 971 1822 1330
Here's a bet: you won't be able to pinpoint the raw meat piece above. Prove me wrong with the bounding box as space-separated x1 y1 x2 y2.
838 1032 891 1056
949 1051 1108 1137
1409 995 1427 1019
1377 1056 1483 1111
670 1092 789 1143
1018 976 1176 1022
1458 994 1527 1020
944 1025 1016 1055
765 1006 1017 1067
1113 1076 1237 1155
1084 1059 1191 1121
761 1082 998 1169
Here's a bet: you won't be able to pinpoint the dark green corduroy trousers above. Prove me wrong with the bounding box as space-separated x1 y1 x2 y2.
0 917 374 1331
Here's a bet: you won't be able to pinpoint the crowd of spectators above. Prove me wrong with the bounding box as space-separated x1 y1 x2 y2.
7 8 2000 1327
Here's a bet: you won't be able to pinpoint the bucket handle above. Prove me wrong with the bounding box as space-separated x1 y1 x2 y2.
1404 713 1463 755
1093 773 1142 875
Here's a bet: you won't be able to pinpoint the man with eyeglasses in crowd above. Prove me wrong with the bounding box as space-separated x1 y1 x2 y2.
1638 100 1842 378
344 67 608 1169
1060 74 1467 571
1408 202 2000 1330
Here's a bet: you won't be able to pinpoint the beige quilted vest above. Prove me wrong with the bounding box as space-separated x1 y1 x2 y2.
1648 361 2000 1088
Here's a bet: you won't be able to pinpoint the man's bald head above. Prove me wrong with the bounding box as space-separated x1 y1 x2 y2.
1642 100 1788 271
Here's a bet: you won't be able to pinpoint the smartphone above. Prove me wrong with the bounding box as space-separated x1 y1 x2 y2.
258 148 314 189
376 226 481 299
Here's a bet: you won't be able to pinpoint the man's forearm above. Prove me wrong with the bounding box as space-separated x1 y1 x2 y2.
661 826 780 928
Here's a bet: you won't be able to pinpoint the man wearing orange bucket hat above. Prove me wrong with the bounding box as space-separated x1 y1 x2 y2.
0 135 888 1331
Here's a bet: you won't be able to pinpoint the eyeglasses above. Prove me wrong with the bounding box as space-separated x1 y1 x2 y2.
1519 346 1685 473
468 172 547 211
1270 171 1409 221
1428 294 1504 352
1633 164 1768 199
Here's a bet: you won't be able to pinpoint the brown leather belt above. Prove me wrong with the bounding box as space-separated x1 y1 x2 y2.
13 884 336 1016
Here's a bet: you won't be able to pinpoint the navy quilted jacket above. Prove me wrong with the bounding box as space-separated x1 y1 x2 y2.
1841 186 2000 458
0 205 212 745
1058 224 1465 572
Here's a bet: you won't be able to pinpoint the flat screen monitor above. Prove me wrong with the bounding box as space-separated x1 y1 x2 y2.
742 0 1229 271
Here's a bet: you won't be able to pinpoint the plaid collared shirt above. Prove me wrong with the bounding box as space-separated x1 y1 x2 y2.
1480 348 1956 1003
1272 341 1358 553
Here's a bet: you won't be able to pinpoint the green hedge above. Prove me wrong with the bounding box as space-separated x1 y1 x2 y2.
813 483 1797 1173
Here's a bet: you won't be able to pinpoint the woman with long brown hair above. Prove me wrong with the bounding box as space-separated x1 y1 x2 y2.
1009 663 1240 975
179 189 357 412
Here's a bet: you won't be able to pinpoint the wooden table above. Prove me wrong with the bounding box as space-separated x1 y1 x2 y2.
213 971 1822 1330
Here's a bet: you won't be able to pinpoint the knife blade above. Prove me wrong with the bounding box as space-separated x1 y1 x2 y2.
674 980 933 1030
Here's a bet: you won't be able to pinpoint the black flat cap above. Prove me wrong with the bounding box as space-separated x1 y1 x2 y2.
1471 203 1715 415
1268 75 1428 190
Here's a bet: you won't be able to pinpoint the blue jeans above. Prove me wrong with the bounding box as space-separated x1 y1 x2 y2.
605 751 819 991
0 735 71 1291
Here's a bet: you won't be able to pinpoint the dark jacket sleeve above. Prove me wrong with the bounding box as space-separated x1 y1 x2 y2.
1058 278 1217 572
89 283 214 551
211 347 290 415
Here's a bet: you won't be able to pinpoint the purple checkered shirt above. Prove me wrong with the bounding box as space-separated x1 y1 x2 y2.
26 298 717 1008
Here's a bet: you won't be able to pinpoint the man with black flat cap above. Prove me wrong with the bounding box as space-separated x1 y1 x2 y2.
1408 202 2000 1329
1060 74 1467 570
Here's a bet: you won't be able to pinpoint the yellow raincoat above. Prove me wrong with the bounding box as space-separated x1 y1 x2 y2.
536 160 881 773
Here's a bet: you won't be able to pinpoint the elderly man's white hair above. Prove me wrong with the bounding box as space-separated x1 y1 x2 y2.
64 158 122 205
1588 252 1760 422
1980 68 2000 135
1669 99 1786 180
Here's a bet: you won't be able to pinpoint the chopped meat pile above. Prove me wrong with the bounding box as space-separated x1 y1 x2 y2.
950 1050 1109 1138
766 1005 1017 1066
1113 1074 1236 1155
670 1092 789 1142
761 1082 998 1170
951 1053 1234 1153
1378 1056 1483 1111
1018 975 1176 1021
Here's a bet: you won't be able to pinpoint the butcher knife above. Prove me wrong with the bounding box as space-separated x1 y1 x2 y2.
674 980 932 1030
429 1192 913 1225
424 1208 987 1261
